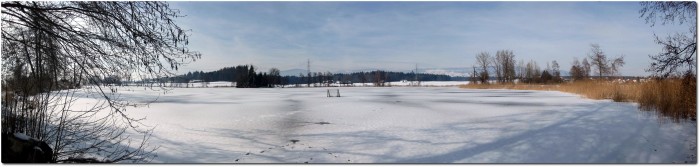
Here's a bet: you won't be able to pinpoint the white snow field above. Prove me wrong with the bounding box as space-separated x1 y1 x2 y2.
96 86 695 163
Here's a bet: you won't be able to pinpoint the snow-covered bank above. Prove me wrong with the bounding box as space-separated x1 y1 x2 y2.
85 87 695 163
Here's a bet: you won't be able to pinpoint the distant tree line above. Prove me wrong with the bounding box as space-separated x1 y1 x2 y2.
471 49 564 84
471 45 625 85
172 65 282 88
167 65 466 87
226 65 281 88
281 70 464 86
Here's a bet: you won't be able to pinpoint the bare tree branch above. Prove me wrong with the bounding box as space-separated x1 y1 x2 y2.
2 1 199 163
640 2 697 78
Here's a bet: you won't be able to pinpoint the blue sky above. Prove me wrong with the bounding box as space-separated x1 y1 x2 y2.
171 2 688 76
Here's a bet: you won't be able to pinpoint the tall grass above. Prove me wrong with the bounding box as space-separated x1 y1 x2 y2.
637 76 696 122
461 77 696 122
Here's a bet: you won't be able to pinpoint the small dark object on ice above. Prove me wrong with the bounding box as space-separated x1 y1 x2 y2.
315 122 331 125
235 159 239 162
260 150 265 153
245 153 250 155
290 139 300 144
304 161 308 163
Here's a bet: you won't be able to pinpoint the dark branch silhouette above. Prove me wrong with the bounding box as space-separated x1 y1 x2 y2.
2 1 199 163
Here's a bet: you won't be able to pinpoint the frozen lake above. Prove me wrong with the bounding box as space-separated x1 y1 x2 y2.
106 86 695 163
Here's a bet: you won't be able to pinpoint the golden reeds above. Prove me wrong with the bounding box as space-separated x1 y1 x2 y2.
460 78 696 122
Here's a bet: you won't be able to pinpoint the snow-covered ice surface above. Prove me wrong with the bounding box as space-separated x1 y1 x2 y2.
95 87 695 163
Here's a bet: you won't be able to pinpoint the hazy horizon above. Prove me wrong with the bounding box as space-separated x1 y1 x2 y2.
171 2 688 76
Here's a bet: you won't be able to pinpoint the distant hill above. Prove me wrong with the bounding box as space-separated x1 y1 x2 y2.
286 67 472 77
280 69 307 76
169 65 577 83
422 68 470 77
284 68 412 76
427 67 571 77
283 66 572 78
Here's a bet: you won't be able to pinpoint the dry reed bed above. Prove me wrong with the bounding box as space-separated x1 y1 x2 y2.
461 79 696 122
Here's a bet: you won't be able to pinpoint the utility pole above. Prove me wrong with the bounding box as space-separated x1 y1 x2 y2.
415 64 420 86
307 59 311 87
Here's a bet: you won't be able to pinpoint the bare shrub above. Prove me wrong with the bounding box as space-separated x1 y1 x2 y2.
2 1 199 162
